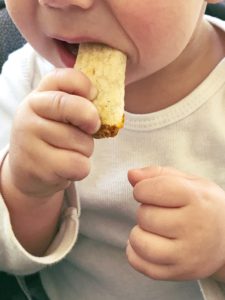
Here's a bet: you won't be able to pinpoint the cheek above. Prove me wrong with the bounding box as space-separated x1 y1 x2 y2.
6 1 39 43
137 18 191 70
121 2 204 78
6 1 59 66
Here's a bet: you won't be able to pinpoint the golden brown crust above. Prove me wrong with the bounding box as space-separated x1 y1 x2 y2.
93 125 120 139
93 114 125 138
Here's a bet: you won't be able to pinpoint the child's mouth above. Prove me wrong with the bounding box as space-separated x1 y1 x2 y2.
56 39 80 67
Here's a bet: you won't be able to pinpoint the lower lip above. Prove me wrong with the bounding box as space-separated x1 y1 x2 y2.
56 41 77 68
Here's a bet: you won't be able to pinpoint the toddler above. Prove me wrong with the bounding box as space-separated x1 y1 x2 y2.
1 0 225 299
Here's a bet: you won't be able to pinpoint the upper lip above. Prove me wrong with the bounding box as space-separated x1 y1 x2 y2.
50 34 107 46
49 34 129 57
47 33 133 63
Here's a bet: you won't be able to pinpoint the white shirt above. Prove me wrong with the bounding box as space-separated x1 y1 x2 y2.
0 15 225 300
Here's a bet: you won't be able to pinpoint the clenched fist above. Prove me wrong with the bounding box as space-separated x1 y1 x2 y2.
127 166 225 281
4 68 100 198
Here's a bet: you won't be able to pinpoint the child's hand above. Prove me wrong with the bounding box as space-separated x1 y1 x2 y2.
127 166 225 281
6 68 100 198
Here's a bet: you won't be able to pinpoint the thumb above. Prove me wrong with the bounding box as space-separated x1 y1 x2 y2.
128 166 190 187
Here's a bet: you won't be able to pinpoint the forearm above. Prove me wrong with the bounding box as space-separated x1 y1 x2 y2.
0 158 64 257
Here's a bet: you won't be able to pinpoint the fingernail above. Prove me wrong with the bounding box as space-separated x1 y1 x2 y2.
89 86 98 100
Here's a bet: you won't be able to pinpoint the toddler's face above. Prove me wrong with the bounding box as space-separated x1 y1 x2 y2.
6 0 209 84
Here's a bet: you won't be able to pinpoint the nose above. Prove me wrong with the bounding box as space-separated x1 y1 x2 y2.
39 0 94 9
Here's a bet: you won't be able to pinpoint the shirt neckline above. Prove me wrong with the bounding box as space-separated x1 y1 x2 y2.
125 16 225 132
124 57 225 132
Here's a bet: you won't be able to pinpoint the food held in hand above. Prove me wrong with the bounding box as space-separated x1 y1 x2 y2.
75 43 127 138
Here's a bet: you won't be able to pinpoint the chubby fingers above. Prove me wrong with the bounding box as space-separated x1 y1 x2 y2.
37 68 97 100
30 68 100 135
137 204 183 238
128 225 177 265
128 166 196 208
34 118 94 157
128 165 193 187
126 225 201 281
126 225 186 281
29 91 100 135
126 235 181 281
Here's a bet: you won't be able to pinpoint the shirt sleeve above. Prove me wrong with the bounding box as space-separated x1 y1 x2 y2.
0 44 32 149
0 45 80 275
0 147 80 275
0 43 54 149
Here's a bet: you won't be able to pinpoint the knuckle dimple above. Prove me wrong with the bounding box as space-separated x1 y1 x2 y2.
51 92 68 120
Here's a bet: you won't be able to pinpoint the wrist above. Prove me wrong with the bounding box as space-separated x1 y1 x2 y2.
0 154 65 256
0 154 59 209
0 153 64 228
